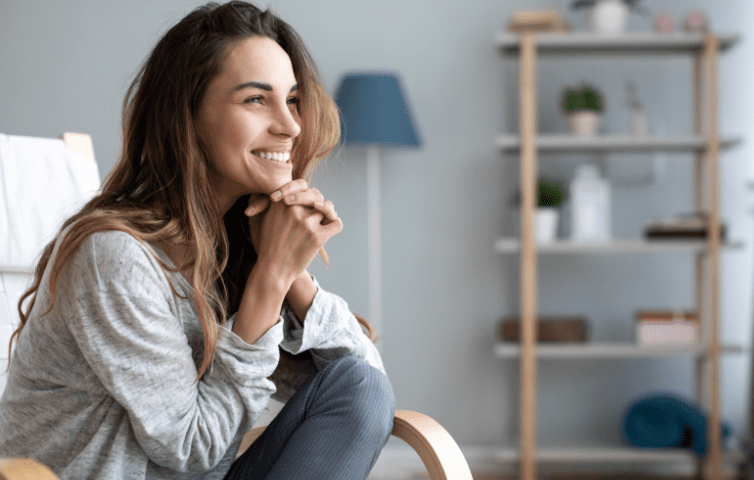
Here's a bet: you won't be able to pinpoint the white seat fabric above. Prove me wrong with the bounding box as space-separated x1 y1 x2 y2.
0 133 100 269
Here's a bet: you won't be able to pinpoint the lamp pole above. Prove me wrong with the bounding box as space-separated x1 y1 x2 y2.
366 145 382 348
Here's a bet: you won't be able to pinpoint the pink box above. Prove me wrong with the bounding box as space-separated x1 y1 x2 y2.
635 311 699 347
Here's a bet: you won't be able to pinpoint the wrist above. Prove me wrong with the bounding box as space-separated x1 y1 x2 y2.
286 271 318 322
287 270 316 299
247 259 295 297
233 261 290 346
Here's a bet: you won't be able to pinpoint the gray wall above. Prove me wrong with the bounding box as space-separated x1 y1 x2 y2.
2 0 753 452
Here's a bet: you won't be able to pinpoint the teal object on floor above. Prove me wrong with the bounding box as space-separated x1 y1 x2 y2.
622 393 732 456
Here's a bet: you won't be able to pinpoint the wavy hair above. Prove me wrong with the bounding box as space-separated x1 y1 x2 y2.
5 1 374 385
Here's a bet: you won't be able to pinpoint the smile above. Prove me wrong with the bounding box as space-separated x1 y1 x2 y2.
252 150 290 163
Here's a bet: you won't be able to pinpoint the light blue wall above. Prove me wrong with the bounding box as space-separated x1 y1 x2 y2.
1 0 752 451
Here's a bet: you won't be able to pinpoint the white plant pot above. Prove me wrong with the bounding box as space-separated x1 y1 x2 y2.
568 110 600 136
590 0 629 35
535 208 559 244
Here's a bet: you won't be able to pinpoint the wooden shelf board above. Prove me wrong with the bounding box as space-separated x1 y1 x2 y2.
495 32 741 54
0 265 34 275
494 238 745 254
492 445 743 463
494 342 748 359
495 134 742 153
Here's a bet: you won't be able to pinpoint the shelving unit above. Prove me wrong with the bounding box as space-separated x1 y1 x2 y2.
495 31 745 480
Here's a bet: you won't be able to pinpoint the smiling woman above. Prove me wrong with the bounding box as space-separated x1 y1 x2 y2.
0 2 392 480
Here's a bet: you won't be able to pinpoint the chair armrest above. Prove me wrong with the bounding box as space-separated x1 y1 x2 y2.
236 426 267 460
391 410 473 480
0 458 58 480
237 410 473 480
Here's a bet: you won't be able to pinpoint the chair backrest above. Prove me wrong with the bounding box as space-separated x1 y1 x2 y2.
0 133 98 395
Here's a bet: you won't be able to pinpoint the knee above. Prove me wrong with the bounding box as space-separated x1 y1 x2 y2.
324 357 395 436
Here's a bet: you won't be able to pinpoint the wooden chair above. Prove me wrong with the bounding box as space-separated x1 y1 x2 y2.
0 134 473 480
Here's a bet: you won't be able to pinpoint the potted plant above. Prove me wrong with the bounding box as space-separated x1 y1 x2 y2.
511 179 566 244
571 0 648 35
562 84 604 136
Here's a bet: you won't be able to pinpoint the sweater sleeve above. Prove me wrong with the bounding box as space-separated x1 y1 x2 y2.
278 276 385 374
60 231 282 473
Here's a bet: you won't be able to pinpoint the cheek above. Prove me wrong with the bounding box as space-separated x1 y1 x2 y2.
226 112 262 147
205 116 246 158
292 107 302 126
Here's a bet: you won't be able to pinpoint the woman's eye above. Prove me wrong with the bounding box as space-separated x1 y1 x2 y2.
287 97 300 106
245 96 262 104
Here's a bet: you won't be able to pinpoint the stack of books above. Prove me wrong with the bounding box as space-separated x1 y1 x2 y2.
644 213 726 240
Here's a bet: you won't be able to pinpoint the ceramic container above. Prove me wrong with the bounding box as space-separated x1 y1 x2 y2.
590 0 629 35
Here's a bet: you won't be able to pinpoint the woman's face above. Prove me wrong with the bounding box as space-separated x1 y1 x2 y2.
195 36 301 213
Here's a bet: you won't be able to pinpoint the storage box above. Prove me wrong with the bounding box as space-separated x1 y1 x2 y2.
499 316 588 343
635 310 699 347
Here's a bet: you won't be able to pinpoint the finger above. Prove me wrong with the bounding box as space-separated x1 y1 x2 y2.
318 201 338 223
245 195 271 217
281 188 324 207
283 192 336 222
269 179 309 202
321 217 344 238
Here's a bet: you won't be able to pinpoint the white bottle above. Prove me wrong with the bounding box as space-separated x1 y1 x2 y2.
570 164 611 242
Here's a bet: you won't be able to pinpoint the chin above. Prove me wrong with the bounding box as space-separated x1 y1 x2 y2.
268 175 294 193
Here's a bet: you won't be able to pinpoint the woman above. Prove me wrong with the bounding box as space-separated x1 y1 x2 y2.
0 2 394 479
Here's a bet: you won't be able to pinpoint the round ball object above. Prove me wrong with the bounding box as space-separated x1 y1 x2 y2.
655 12 674 33
684 10 709 32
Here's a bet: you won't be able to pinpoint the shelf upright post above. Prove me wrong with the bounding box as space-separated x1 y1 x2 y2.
703 32 723 480
519 32 538 480
693 33 709 480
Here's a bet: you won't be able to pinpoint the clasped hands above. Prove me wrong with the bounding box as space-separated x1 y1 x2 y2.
243 179 342 281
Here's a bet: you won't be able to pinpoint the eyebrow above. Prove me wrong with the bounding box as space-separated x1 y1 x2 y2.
233 81 299 93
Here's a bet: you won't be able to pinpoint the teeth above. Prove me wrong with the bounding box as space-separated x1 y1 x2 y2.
254 151 290 162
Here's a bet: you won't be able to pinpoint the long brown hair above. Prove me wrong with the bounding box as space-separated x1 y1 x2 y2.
5 1 373 385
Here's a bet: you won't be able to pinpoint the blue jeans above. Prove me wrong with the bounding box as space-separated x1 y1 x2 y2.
223 356 395 480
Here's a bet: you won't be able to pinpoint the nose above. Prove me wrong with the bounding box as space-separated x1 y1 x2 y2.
270 102 301 139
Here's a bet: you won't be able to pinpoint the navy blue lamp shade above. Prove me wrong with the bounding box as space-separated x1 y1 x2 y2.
334 73 421 148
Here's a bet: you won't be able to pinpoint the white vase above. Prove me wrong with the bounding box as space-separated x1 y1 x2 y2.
590 0 629 35
568 110 600 136
570 164 611 242
535 208 559 244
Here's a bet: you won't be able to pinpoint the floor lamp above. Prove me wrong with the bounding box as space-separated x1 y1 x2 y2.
334 72 421 348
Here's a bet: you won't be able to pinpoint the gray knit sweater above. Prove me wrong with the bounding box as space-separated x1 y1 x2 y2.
0 229 385 479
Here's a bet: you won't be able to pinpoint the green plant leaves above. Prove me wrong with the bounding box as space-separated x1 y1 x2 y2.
538 179 565 207
563 87 602 112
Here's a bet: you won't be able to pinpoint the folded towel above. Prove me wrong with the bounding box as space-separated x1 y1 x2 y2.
622 393 732 456
0 134 100 268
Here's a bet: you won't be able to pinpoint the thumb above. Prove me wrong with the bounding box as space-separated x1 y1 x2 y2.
244 194 271 217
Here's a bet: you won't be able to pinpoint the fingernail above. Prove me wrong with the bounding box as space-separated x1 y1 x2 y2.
245 206 254 215
288 195 295 201
272 191 282 199
317 201 324 206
